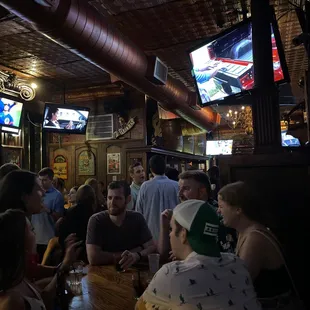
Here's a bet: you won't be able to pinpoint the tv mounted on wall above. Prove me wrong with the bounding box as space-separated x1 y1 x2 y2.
206 140 233 155
0 94 24 129
42 103 90 134
188 8 289 107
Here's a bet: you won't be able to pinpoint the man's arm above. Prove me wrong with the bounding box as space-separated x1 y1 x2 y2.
158 210 172 259
135 185 144 213
51 192 64 222
86 244 123 266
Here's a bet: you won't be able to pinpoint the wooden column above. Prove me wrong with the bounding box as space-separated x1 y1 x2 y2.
251 0 281 152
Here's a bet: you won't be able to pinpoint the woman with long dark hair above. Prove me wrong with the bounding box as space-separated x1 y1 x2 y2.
58 184 96 262
0 170 44 215
0 209 81 310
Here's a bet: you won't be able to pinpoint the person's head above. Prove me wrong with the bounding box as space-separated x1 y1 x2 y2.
47 107 59 121
52 177 65 193
0 209 36 291
207 166 219 184
0 170 44 215
76 184 96 212
129 162 145 185
107 181 131 216
68 186 79 205
149 155 166 176
218 181 263 230
98 181 105 193
85 178 99 195
170 199 220 260
165 167 179 182
178 170 211 202
0 163 20 181
38 167 54 191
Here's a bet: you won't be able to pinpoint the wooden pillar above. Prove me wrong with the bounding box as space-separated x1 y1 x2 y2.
251 0 281 152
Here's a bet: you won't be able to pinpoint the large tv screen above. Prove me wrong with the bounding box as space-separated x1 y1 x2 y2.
42 103 90 134
0 97 23 129
206 140 233 155
189 17 289 106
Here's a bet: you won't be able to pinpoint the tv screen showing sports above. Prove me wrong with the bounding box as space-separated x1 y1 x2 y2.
189 18 288 106
0 97 23 129
42 104 90 134
206 140 233 155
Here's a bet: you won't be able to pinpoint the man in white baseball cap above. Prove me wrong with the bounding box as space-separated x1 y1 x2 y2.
136 200 261 310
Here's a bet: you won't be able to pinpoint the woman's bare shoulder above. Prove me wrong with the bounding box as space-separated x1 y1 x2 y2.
0 292 25 310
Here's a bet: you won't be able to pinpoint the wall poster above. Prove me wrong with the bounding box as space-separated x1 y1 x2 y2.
107 153 121 174
78 150 96 176
53 155 68 180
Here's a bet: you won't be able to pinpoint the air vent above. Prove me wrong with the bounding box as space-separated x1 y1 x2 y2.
86 114 114 140
146 56 168 85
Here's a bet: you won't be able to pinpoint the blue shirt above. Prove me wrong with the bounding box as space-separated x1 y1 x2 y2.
31 187 64 245
127 182 141 210
136 176 179 241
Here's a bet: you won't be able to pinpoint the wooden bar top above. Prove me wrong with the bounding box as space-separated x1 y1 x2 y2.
70 265 140 310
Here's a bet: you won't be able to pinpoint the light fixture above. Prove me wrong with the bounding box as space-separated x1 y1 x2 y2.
225 105 253 135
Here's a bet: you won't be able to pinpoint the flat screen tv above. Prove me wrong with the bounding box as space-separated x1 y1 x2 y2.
206 140 233 155
42 103 90 134
0 96 23 129
188 10 289 106
281 131 301 147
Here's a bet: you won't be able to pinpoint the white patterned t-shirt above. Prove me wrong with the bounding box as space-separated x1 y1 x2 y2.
141 252 261 310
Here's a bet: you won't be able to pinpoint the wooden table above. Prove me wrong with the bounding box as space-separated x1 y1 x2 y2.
69 265 146 310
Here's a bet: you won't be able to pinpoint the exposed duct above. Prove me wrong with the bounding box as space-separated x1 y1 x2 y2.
0 0 220 130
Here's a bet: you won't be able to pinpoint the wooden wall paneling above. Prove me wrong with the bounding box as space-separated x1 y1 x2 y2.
75 144 98 186
49 146 74 190
96 142 107 186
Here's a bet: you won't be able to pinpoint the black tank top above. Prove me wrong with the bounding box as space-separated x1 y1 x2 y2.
254 266 292 298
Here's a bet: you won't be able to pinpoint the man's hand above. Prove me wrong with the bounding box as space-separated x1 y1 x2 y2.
169 251 177 261
161 209 173 230
119 250 139 271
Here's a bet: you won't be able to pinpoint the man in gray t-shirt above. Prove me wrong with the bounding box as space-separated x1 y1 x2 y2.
86 181 156 270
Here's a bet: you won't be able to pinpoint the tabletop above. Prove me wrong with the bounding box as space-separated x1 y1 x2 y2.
69 265 147 310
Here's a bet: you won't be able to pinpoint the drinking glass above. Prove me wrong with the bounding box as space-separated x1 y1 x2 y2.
148 254 160 274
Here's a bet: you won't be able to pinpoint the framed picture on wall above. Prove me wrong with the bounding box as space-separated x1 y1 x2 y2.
78 150 96 176
2 147 22 167
107 153 121 174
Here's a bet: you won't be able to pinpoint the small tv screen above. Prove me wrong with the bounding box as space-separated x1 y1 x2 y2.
281 132 301 147
0 97 23 129
206 140 233 155
189 17 288 106
42 103 90 134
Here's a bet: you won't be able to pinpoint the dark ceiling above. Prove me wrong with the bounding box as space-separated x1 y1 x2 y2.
0 0 307 99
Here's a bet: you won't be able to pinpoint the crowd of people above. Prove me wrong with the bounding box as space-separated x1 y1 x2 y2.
0 156 302 310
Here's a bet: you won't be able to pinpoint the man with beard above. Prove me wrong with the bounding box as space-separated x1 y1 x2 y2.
86 181 156 269
158 170 237 259
127 162 145 210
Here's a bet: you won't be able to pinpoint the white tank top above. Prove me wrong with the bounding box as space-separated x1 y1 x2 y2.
11 280 46 310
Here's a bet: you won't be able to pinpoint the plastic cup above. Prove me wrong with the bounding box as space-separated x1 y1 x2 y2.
148 254 160 274
67 262 84 295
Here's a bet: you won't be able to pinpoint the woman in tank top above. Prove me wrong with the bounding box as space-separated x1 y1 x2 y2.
0 209 82 310
217 181 295 309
